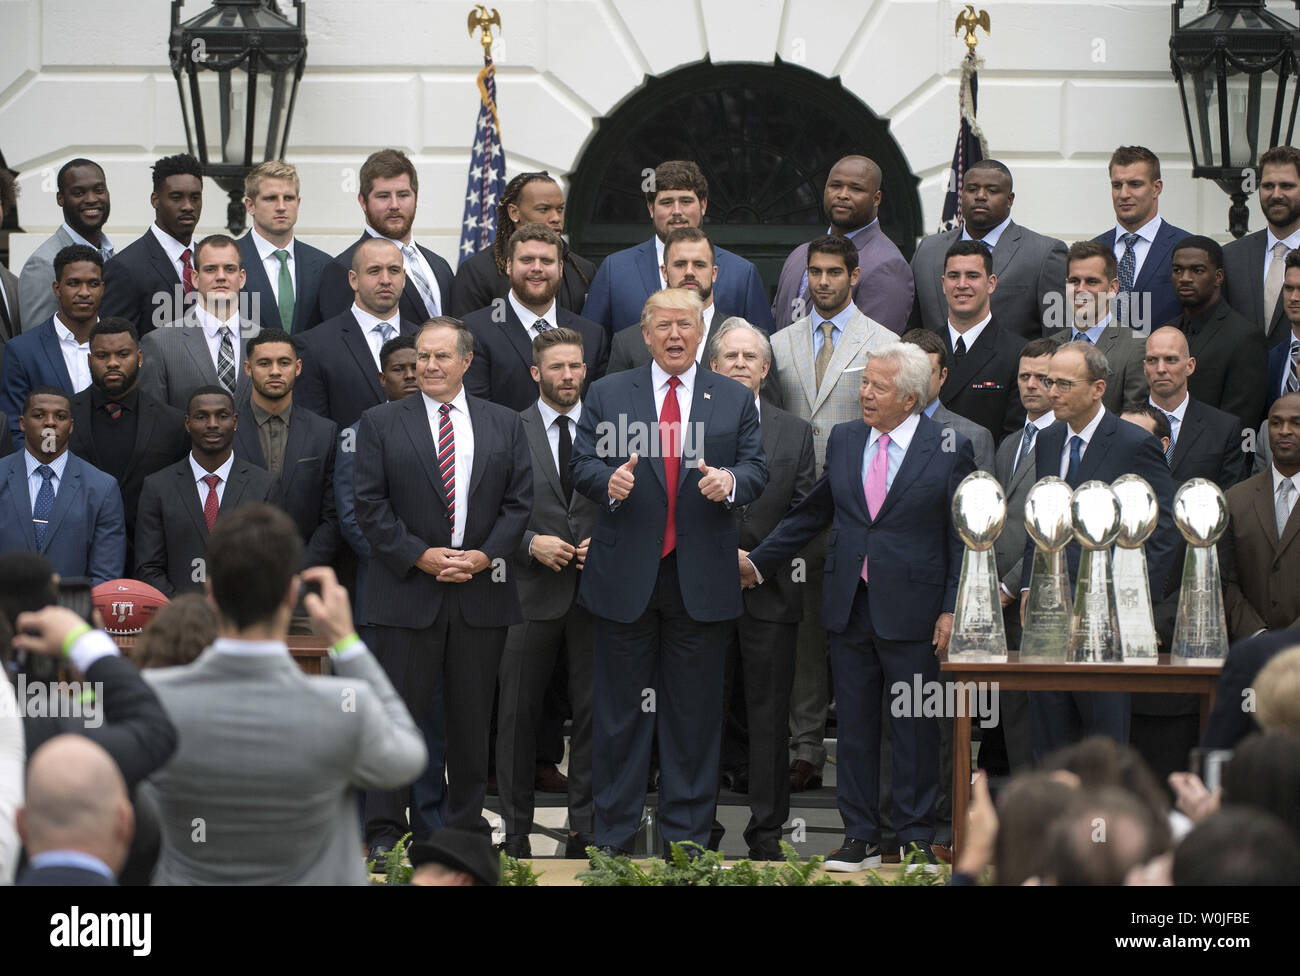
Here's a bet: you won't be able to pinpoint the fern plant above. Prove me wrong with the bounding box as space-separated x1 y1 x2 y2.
500 852 543 886
368 832 414 885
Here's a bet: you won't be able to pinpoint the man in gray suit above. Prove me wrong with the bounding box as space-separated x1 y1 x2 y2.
138 234 255 411
142 504 426 884
768 234 894 792
0 170 22 341
19 159 115 329
496 327 600 860
900 329 996 473
909 159 1067 341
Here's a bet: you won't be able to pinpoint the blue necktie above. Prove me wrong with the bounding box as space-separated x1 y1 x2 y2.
33 464 55 548
1066 435 1083 486
1117 233 1140 293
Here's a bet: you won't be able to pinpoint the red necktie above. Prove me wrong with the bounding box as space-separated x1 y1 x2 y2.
437 403 455 526
181 248 196 294
660 376 682 558
202 474 221 531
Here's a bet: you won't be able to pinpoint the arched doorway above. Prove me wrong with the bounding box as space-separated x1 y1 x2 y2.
566 57 923 294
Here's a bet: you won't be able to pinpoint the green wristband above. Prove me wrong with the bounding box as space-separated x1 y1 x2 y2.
61 622 93 658
329 632 362 656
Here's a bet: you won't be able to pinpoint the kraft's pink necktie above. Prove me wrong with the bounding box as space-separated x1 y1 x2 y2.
861 432 890 583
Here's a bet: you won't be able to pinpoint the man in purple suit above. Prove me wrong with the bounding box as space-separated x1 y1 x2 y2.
771 156 914 335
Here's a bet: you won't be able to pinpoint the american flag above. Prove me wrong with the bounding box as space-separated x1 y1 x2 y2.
459 52 506 261
941 51 989 232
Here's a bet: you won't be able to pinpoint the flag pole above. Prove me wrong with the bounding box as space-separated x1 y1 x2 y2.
459 5 507 262
941 6 992 231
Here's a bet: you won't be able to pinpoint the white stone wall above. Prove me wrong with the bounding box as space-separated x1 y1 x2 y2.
2 0 1291 268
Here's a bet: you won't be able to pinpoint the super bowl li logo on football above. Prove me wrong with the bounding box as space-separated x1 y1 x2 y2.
109 601 135 625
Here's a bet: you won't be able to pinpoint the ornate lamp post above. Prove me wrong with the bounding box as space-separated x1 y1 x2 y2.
1170 0 1300 238
169 0 308 235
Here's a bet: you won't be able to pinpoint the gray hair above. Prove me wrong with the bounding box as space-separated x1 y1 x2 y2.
1056 339 1111 382
869 342 932 415
707 317 773 368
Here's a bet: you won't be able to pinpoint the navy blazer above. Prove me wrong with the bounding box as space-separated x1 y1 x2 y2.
236 233 330 333
0 451 126 584
313 234 454 327
462 302 610 412
936 316 1027 442
1093 219 1190 332
1267 335 1298 412
580 239 774 335
354 391 532 630
1 317 76 450
571 365 768 624
232 403 340 568
100 230 183 337
1019 410 1177 595
748 415 974 641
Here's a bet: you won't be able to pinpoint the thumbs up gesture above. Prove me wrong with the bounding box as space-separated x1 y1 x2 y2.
608 452 638 501
697 457 734 502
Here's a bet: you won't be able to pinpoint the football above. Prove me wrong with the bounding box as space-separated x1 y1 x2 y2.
92 579 170 636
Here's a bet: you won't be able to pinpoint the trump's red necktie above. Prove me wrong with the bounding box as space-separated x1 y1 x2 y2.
660 376 681 557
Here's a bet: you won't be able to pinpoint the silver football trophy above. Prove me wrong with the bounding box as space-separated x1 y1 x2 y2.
1021 477 1075 660
1171 478 1230 662
1111 474 1160 659
950 471 1009 659
1068 481 1123 663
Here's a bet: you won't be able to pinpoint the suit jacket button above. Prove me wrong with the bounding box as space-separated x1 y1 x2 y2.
813 427 820 435
658 537 663 544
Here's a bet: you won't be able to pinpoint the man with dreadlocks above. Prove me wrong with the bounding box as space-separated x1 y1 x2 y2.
450 172 597 317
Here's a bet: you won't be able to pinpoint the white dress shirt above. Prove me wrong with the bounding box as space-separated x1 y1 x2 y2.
536 397 582 476
962 214 1012 249
698 305 715 363
150 223 194 283
1150 392 1188 452
194 304 242 375
366 225 442 316
250 227 296 305
1264 227 1300 289
351 302 401 371
1059 406 1108 479
189 451 236 507
862 412 920 491
948 312 992 354
423 386 473 547
653 236 666 288
25 449 70 514
52 314 92 392
1111 215 1162 281
508 292 558 338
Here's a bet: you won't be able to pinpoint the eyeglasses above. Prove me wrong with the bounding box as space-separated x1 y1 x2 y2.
1041 377 1085 392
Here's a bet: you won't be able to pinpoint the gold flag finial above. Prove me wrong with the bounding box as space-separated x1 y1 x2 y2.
954 5 990 54
468 5 502 57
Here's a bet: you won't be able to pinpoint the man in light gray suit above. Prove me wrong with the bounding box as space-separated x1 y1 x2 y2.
900 329 996 473
18 159 115 329
768 234 893 792
138 234 254 411
909 159 1067 341
142 504 426 885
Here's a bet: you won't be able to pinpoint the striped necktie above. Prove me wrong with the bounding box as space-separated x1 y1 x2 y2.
437 403 455 525
1287 339 1299 395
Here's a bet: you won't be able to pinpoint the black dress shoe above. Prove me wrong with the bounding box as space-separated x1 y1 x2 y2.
495 833 531 858
564 832 594 859
747 843 784 861
366 842 397 868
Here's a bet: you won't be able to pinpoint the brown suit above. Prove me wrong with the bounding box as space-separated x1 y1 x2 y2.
1221 470 1300 639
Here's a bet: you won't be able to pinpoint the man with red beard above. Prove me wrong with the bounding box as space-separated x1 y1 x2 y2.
462 223 608 412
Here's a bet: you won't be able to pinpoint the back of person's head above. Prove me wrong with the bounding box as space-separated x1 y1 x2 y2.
1254 646 1300 738
130 594 220 669
1173 807 1300 885
994 773 1077 885
18 735 134 876
1220 733 1300 843
1042 735 1172 851
205 504 302 630
1044 787 1162 885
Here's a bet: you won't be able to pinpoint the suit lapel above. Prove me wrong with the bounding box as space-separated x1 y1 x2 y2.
842 421 871 522
942 326 996 403
122 400 156 486
42 458 81 550
178 463 209 538
790 320 818 411
631 368 667 494
466 397 491 498
874 420 938 523
502 303 537 372
637 240 662 297
340 313 386 405
991 222 1023 278
37 323 74 390
522 405 565 508
6 460 39 549
1170 401 1205 474
233 415 266 469
1134 225 1173 292
813 314 869 414
292 248 327 333
400 395 447 505
683 371 716 486
1076 411 1118 484
221 462 253 513
239 235 280 332
145 232 182 291
279 412 308 497
181 309 219 384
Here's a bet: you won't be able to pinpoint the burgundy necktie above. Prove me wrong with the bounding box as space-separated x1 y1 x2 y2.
181 248 196 295
202 474 220 531
104 401 122 421
437 403 455 526
660 376 682 558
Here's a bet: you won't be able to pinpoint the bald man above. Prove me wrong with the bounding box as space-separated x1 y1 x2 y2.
294 237 423 429
16 735 133 886
771 156 914 333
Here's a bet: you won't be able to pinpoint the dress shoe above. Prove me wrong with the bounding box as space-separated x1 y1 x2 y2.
534 763 568 793
730 767 750 794
496 833 531 858
824 837 882 872
931 843 953 864
564 831 594 859
747 843 784 861
790 759 823 792
366 842 397 868
899 840 942 874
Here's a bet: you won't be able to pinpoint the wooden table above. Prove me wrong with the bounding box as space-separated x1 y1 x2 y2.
113 634 331 674
938 651 1223 859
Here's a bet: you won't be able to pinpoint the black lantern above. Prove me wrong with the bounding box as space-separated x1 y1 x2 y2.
1170 0 1300 238
169 0 308 235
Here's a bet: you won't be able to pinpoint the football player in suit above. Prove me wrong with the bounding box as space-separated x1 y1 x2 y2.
462 222 609 412
1222 145 1300 349
908 159 1067 340
1093 146 1190 333
771 155 914 334
1266 252 1300 411
900 329 995 472
580 160 773 334
451 171 596 316
315 149 453 326
571 287 767 856
236 161 330 334
99 153 204 337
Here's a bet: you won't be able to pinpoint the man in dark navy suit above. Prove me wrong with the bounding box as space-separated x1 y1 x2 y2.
462 222 608 411
572 287 767 857
580 160 772 335
1019 342 1178 753
314 149 453 327
1093 146 1190 333
743 342 974 871
1267 251 1300 412
236 161 330 334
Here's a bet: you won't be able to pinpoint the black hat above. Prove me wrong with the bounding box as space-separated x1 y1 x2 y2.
407 829 500 885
